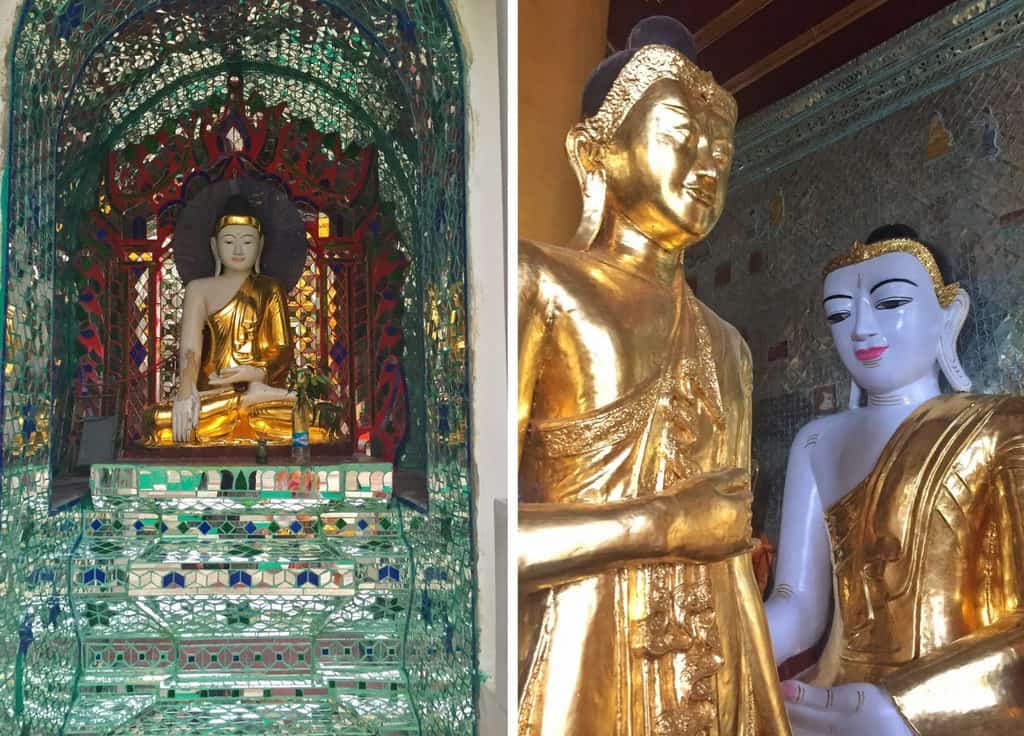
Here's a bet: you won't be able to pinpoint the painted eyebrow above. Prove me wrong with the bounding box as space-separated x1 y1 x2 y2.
823 294 852 304
870 278 918 293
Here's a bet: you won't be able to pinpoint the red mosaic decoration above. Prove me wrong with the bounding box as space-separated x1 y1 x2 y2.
73 77 409 458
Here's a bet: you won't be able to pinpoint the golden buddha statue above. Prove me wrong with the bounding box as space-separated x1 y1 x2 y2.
143 191 338 447
765 225 1024 736
518 17 790 736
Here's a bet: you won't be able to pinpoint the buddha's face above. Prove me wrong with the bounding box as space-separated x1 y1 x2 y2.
602 78 735 248
212 224 263 275
823 252 947 395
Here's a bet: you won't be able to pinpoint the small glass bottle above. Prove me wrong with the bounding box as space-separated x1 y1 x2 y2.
291 400 312 464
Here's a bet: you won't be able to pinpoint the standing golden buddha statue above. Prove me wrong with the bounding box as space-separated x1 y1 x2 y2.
143 185 339 447
518 17 791 736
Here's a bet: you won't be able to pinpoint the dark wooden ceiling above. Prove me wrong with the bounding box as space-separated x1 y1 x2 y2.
608 0 959 118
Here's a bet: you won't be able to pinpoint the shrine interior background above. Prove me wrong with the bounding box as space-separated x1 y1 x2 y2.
0 0 506 734
522 0 1024 551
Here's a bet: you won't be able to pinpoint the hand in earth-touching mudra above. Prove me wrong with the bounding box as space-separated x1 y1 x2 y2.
782 681 913 736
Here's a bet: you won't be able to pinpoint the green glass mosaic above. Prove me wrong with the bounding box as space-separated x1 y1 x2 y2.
2 1 475 734
62 461 416 734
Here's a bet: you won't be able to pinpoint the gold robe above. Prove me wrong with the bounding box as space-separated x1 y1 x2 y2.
822 393 1024 735
144 273 303 446
519 255 788 735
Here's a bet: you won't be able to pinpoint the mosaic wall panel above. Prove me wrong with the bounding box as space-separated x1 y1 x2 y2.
695 46 1024 542
2 0 474 733
67 461 417 735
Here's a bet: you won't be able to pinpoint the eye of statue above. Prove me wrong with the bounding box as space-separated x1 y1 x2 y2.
875 296 912 310
823 293 852 324
870 278 917 311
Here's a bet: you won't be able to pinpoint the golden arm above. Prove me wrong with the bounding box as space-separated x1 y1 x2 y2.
519 469 752 592
517 253 752 592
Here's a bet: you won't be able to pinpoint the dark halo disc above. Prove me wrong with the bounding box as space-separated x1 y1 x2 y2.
171 177 308 293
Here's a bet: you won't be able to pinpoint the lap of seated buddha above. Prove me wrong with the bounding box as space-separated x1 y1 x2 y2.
143 382 336 446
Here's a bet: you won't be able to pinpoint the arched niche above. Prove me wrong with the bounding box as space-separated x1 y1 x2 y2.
0 1 479 733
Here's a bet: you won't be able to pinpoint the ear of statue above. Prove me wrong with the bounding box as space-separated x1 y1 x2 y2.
938 287 972 392
566 127 607 251
210 236 222 277
255 233 265 274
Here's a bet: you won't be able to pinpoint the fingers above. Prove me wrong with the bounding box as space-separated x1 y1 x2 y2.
782 681 866 715
672 467 750 496
785 701 839 735
714 468 752 496
710 467 748 486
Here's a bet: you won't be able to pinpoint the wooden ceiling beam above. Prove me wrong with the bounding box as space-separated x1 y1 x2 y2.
723 0 891 93
695 0 778 51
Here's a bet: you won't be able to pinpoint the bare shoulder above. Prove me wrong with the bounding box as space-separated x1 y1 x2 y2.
519 238 587 280
793 411 857 467
519 239 589 315
185 276 214 291
183 277 213 303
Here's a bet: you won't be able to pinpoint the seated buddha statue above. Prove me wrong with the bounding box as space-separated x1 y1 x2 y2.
518 17 790 735
143 193 337 447
764 224 1024 736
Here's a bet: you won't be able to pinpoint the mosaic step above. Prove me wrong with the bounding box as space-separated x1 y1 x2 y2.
75 593 408 639
85 505 398 538
78 667 406 698
67 461 415 735
80 633 403 685
74 538 407 597
89 463 392 507
65 692 417 736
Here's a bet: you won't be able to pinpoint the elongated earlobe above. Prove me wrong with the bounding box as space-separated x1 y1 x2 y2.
254 235 264 274
210 237 222 277
938 288 972 392
566 129 609 252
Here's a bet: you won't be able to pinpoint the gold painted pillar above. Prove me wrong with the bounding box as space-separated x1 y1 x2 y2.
518 0 609 245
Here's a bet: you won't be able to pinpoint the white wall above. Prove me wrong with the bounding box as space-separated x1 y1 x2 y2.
450 0 509 732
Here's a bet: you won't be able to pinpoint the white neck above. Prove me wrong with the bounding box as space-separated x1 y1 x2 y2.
218 267 252 281
865 368 942 408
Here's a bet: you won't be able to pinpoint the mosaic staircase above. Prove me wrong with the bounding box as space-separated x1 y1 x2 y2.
64 461 418 735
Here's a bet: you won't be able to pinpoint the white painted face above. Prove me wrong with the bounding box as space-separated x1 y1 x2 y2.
822 251 945 395
211 224 262 274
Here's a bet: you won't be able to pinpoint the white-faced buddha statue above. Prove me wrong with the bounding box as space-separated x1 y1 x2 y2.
143 192 337 447
764 224 1024 735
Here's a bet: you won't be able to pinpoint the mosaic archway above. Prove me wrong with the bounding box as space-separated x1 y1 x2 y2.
1 1 475 733
55 78 410 462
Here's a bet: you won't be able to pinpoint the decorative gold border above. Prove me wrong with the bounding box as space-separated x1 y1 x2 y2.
577 45 737 144
216 214 262 233
823 238 959 307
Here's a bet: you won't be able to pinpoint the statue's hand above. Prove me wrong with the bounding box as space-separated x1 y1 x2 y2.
171 390 199 444
208 365 266 386
782 681 913 736
660 468 753 562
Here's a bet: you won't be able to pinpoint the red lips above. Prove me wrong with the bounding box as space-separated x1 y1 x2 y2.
854 346 888 361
